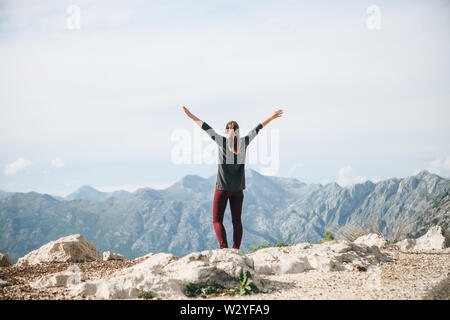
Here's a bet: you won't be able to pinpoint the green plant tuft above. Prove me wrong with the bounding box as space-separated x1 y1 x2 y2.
234 270 259 295
186 282 227 297
320 230 334 243
138 289 155 299
185 270 260 297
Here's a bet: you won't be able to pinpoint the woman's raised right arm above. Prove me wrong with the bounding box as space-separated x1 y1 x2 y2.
182 106 203 127
182 106 223 144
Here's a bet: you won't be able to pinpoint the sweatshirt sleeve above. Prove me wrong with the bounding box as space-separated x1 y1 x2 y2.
201 122 224 145
244 123 263 147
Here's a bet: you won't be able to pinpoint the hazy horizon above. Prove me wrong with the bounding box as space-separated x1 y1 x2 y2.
0 167 443 197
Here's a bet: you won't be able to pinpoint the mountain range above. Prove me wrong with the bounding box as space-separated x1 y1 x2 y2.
0 169 449 263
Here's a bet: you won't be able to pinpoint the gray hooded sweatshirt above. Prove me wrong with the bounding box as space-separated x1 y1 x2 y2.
201 122 263 191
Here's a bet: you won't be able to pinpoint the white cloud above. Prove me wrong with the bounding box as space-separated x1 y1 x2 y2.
370 176 381 183
337 165 380 187
352 176 367 184
287 162 303 177
338 166 354 187
51 157 65 168
3 157 32 175
426 156 450 178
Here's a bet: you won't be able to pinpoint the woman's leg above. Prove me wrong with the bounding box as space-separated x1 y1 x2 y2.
229 190 244 249
212 186 229 249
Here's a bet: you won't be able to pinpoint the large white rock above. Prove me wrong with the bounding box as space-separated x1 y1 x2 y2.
249 240 391 275
17 234 101 266
69 249 262 299
249 243 312 275
165 249 260 288
103 251 126 261
354 234 387 248
0 250 12 267
30 265 87 288
395 226 449 251
415 226 449 250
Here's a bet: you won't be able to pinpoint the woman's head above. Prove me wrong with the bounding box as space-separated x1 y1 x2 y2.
225 121 239 134
225 121 241 155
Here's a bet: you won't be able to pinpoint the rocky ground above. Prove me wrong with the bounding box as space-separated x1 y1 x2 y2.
0 259 143 300
1 247 449 300
226 247 450 300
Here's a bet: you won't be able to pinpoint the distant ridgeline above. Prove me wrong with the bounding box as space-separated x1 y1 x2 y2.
0 169 449 263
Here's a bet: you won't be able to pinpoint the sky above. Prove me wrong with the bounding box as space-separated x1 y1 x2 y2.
0 0 449 196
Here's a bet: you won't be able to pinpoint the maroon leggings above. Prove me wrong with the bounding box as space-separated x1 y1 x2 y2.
212 185 244 249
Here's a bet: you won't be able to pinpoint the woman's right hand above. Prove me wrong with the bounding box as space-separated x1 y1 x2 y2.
182 106 203 126
182 106 191 117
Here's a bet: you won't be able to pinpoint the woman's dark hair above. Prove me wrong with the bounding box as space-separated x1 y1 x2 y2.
226 121 240 154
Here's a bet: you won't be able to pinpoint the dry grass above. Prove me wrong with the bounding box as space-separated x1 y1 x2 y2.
335 223 368 242
336 216 416 243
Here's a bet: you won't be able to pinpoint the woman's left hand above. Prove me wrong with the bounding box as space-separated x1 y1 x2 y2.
271 109 283 119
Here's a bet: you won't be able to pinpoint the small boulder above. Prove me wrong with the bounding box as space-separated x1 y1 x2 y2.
415 226 449 250
69 249 263 299
0 250 12 267
103 251 126 261
354 234 387 248
395 226 449 251
30 265 86 288
249 240 391 275
395 238 416 251
17 234 101 266
249 245 312 274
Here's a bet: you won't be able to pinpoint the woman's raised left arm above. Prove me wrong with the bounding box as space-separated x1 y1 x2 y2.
261 109 283 128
